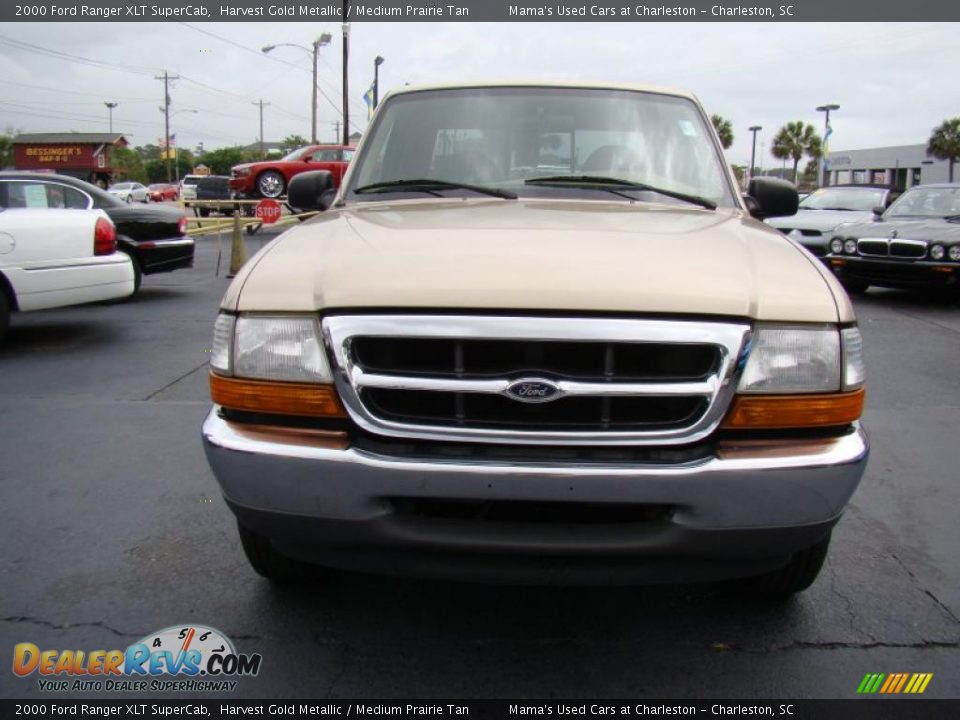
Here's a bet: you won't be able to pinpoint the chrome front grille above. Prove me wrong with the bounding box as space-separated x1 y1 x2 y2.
323 316 750 446
857 238 927 259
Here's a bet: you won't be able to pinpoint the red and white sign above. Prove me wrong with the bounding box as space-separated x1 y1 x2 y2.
255 199 282 224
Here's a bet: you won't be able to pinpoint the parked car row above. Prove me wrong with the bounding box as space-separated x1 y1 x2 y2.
105 181 181 204
768 182 960 296
0 173 195 326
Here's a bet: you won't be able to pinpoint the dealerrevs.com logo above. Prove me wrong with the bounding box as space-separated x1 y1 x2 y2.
12 624 262 692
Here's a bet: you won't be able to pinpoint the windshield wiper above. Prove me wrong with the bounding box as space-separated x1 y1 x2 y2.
353 179 517 200
524 175 717 210
945 214 960 222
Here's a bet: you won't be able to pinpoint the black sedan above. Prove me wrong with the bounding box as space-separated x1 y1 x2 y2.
0 172 194 292
825 183 960 295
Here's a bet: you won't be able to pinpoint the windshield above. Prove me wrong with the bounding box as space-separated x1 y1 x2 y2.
885 186 960 218
346 87 737 207
280 146 313 162
800 187 886 211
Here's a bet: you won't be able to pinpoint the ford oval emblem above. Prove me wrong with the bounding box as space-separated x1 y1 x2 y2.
504 378 562 403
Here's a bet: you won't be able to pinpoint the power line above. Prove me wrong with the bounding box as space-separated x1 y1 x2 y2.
0 35 160 77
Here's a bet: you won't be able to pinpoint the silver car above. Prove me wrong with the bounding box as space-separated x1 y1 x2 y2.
767 185 896 257
106 181 149 204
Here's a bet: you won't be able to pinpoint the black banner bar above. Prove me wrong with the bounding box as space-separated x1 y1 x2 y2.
2 700 960 720
3 0 960 23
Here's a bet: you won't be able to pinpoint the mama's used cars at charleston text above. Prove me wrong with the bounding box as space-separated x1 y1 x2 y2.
203 82 868 594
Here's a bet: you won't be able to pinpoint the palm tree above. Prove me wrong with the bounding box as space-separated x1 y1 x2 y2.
771 121 822 182
710 114 734 150
926 117 960 182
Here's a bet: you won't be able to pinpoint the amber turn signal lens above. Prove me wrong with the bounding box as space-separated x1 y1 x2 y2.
210 373 345 417
721 388 864 429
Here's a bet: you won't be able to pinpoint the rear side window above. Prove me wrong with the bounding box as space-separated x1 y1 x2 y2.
1 181 90 209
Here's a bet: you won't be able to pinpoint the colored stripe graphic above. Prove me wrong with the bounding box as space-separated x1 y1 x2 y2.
893 674 909 693
857 672 932 694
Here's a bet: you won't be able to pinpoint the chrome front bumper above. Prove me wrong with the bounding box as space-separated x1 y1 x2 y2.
202 410 869 582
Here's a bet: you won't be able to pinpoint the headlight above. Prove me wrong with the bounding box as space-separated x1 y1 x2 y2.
210 314 235 375
234 315 332 382
234 168 251 177
949 245 960 262
844 239 858 255
209 313 343 418
830 238 844 254
210 313 333 382
738 327 840 393
840 326 865 391
930 244 945 261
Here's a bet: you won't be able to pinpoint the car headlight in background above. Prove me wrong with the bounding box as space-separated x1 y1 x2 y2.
949 245 960 262
830 238 844 254
722 325 865 430
929 244 946 261
844 239 858 255
209 313 344 417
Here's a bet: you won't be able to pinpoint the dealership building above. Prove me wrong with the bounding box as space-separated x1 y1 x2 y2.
826 144 952 189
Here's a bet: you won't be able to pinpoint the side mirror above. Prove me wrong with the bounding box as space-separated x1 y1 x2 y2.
872 205 886 218
287 171 335 212
745 177 799 219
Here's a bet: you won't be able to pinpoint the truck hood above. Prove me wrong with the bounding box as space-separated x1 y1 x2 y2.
227 199 844 322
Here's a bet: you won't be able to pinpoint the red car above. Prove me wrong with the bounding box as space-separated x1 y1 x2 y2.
147 183 179 202
229 145 355 199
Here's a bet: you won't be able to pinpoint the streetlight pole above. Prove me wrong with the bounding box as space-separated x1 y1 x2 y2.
816 103 839 188
341 18 350 146
373 55 384 110
748 125 762 185
105 102 118 134
262 34 331 145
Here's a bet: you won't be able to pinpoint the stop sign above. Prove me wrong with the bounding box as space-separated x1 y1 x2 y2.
255 199 282 224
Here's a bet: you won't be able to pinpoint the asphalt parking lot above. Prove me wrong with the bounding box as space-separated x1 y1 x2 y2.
2 230 959 700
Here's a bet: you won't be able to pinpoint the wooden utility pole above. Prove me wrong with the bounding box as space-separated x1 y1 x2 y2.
155 70 180 183
341 12 350 146
253 99 271 159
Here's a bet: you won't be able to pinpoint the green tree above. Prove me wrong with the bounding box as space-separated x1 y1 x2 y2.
926 117 960 183
1 126 21 168
771 121 822 182
281 134 310 153
111 146 148 184
136 144 162 161
710 114 734 150
198 146 247 176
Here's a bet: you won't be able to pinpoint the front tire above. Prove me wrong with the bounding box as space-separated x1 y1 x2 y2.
746 532 832 596
0 290 10 343
256 171 285 199
840 276 869 295
238 523 319 583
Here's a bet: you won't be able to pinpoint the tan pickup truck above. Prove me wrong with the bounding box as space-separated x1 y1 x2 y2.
202 81 868 594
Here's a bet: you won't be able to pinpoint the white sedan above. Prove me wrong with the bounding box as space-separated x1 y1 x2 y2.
107 181 149 203
0 208 135 341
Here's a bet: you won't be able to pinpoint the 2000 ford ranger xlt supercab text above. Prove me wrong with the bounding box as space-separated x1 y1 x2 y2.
202 82 868 594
